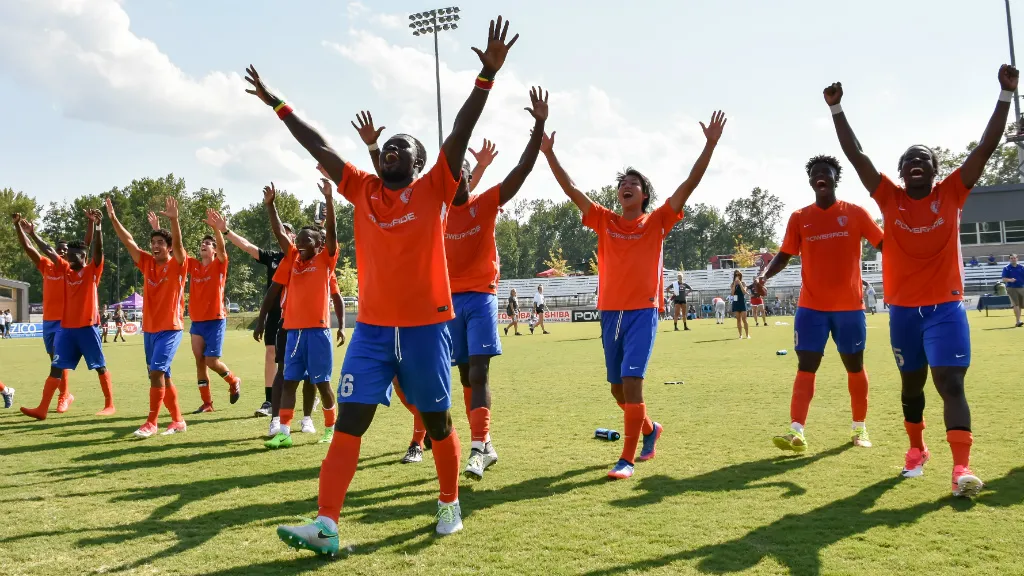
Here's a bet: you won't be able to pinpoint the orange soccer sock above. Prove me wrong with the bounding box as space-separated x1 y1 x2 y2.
148 387 165 426
317 432 362 522
98 371 115 410
847 370 869 423
947 430 973 468
462 386 472 424
198 379 213 405
163 381 183 422
280 408 295 428
431 429 462 504
58 370 69 397
470 407 491 444
620 403 646 464
323 404 337 429
21 376 61 419
0 381 5 392
617 401 654 435
789 371 816 426
411 414 427 447
220 371 240 386
904 420 926 450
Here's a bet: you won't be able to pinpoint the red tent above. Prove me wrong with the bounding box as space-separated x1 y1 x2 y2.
536 268 564 278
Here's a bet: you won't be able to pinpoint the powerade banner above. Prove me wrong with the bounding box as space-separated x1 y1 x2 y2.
8 323 44 338
497 310 571 324
571 309 601 322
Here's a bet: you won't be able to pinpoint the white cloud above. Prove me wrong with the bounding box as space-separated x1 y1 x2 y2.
372 13 405 30
347 2 370 20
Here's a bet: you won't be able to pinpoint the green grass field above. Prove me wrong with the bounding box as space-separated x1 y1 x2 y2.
1 312 1022 576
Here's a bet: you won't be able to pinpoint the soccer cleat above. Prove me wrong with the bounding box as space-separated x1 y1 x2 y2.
161 421 187 435
852 426 872 448
265 432 293 449
133 423 158 438
952 466 983 498
56 394 75 414
401 444 423 464
464 449 485 480
435 500 464 535
504 325 509 335
267 418 281 438
276 518 340 556
637 422 663 462
772 428 808 453
2 387 15 409
901 447 931 478
229 380 241 405
318 428 334 444
482 441 499 469
192 403 214 414
607 458 635 479
300 417 316 434
254 401 272 417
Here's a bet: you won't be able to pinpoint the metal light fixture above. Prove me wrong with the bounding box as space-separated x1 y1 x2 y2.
409 6 461 150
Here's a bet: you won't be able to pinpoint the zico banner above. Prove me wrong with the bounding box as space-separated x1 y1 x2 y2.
571 309 601 322
497 310 571 324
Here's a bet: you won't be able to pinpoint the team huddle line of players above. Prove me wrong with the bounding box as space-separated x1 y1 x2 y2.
2 14 1015 556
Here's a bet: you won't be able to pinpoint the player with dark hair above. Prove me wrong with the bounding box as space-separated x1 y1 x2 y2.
541 110 727 479
757 154 882 453
112 304 127 342
246 15 517 551
668 273 691 331
19 209 115 419
823 64 1019 497
106 196 188 437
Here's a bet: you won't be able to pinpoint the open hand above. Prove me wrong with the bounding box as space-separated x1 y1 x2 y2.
263 183 277 206
540 131 556 155
999 64 1019 92
351 111 385 145
159 196 179 220
244 65 280 107
318 178 333 198
469 139 499 167
104 197 117 219
471 16 519 75
147 211 160 230
205 209 228 232
525 86 549 122
85 208 102 224
823 82 843 106
700 110 727 145
20 219 35 234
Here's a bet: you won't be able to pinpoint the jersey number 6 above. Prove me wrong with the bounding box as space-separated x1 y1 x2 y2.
339 374 354 398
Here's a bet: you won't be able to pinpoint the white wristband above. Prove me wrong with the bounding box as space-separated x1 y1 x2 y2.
368 142 379 151
829 103 843 115
1000 90 1014 103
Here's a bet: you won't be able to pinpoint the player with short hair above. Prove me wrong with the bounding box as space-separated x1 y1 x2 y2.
542 110 727 479
247 15 517 550
19 210 115 419
669 273 691 331
106 196 188 437
824 64 1019 497
758 155 883 453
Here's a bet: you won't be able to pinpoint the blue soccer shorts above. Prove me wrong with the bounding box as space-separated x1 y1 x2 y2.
144 330 183 376
339 322 452 413
793 307 867 355
600 308 659 385
190 319 227 358
52 326 106 371
449 292 502 365
43 320 62 356
888 302 971 371
283 328 333 384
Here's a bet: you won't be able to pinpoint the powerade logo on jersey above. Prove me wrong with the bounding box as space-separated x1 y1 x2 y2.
377 213 417 229
191 275 213 284
147 276 167 288
445 225 481 241
806 231 849 242
606 229 644 240
895 217 945 234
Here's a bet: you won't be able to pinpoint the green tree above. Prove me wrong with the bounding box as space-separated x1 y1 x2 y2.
724 187 784 252
664 202 733 270
543 247 569 276
335 257 358 296
0 188 43 300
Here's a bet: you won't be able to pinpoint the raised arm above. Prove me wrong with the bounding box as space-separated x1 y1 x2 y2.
84 209 95 247
352 111 384 177
244 66 348 184
498 87 548 206
824 83 882 193
441 16 519 179
262 183 293 251
104 198 144 264
468 139 498 192
541 131 593 215
86 209 103 266
318 178 338 257
220 215 260 260
159 196 186 265
205 209 228 263
22 219 60 264
668 111 727 213
11 214 41 266
960 65 1019 189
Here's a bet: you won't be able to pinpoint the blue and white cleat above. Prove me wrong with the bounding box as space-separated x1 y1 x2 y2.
607 458 635 479
277 517 340 556
1 387 14 409
637 422 663 461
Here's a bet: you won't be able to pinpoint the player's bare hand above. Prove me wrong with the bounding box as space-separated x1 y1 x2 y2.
20 218 35 234
823 82 843 106
700 110 727 145
104 197 117 219
84 208 101 224
205 209 227 232
263 183 277 206
318 178 333 198
11 213 21 226
540 131 556 155
336 328 346 347
351 111 385 145
244 65 280 107
469 139 499 167
525 86 549 122
999 64 1019 92
471 16 519 76
159 197 180 220
147 211 160 230
253 319 265 342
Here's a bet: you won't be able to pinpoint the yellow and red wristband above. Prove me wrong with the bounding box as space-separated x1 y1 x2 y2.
274 100 293 119
475 74 494 91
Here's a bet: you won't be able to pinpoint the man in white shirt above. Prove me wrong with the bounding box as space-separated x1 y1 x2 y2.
0 309 7 339
531 285 549 335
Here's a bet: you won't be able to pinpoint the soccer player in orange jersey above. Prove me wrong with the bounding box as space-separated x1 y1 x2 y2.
18 209 115 419
185 209 242 413
825 64 1019 497
542 111 727 479
246 16 517 550
756 155 883 453
106 196 188 438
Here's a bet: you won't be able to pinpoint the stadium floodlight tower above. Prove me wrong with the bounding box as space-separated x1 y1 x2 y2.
409 7 461 151
1003 0 1024 181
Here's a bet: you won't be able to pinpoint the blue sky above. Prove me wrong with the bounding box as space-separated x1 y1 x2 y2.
0 0 1020 224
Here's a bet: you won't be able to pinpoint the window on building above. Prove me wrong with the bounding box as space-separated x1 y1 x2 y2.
979 221 1003 244
960 222 979 245
0 286 13 300
719 259 735 269
1005 220 1024 243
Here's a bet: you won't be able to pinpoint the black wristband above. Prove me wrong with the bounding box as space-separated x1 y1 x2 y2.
223 228 231 236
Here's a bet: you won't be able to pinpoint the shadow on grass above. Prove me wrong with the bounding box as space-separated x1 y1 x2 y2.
583 467 1024 576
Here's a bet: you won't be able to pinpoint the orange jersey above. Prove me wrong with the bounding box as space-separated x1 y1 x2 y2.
780 201 882 312
583 202 684 311
273 248 339 329
188 256 228 322
60 259 103 329
873 169 969 307
336 152 459 327
37 256 66 321
137 252 187 333
445 185 501 294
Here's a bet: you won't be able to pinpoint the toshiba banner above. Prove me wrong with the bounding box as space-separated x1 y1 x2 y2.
498 310 571 324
